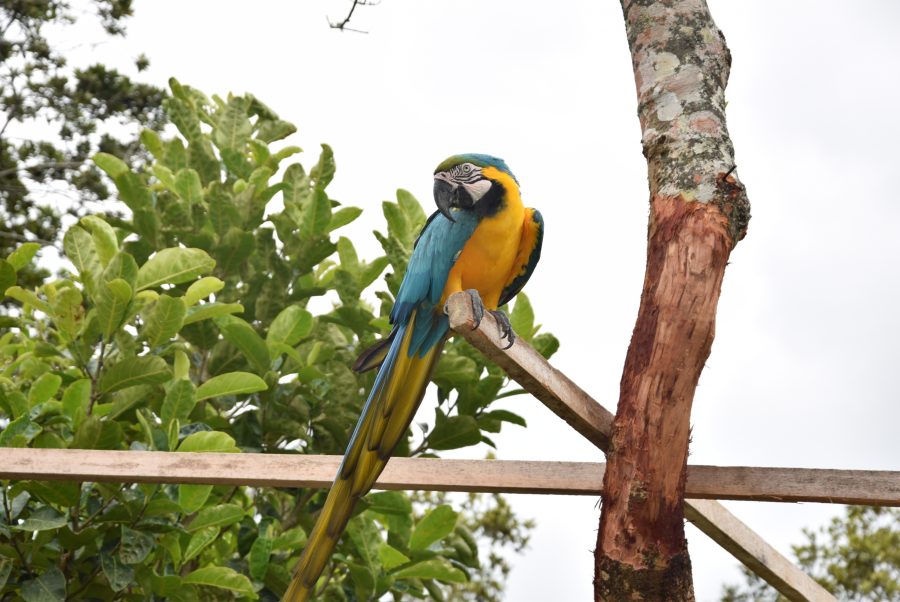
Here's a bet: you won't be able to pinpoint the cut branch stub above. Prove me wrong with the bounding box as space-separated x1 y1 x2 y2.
596 1 751 600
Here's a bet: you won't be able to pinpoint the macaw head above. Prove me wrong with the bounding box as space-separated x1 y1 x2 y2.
433 153 518 222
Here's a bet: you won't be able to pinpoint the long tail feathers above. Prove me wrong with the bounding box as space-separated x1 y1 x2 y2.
283 316 445 601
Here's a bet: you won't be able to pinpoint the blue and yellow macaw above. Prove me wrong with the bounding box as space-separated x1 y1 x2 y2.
284 154 543 601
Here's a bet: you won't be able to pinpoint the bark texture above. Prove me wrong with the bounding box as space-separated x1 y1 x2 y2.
595 1 751 600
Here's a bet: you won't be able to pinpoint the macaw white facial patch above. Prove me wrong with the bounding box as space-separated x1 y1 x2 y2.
461 178 492 202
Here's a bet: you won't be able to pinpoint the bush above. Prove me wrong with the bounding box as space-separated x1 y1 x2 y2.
0 79 557 601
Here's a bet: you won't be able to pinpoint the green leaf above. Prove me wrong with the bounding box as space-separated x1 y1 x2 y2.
143 294 186 347
187 504 245 532
431 355 479 387
4 390 28 419
48 286 83 340
63 225 101 295
267 305 313 346
310 143 336 189
159 531 182 566
267 341 305 366
7 242 41 271
392 558 467 584
184 276 224 306
183 566 256 599
272 526 307 551
360 256 390 289
196 372 267 401
379 544 410 570
336 237 359 272
174 350 190 379
300 188 331 238
99 356 172 393
152 163 177 191
120 526 155 564
183 302 244 325
102 251 139 287
214 96 252 151
94 152 129 178
80 215 118 266
256 119 296 143
0 557 11 589
327 206 363 232
348 517 383 570
12 506 67 531
28 372 62 405
161 380 196 423
248 535 273 580
397 188 426 223
178 484 213 514
0 259 15 294
510 292 535 341
427 412 481 451
21 567 66 602
481 409 527 428
95 278 132 338
215 315 270 373
183 526 219 562
101 552 133 592
532 332 560 359
4 286 51 313
61 379 91 424
174 168 203 205
135 247 216 291
409 505 458 551
177 430 240 453
0 414 41 447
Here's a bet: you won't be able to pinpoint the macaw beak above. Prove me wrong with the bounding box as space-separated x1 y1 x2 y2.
433 178 457 223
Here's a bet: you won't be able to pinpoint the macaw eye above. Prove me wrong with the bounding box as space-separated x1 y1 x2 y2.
462 165 471 173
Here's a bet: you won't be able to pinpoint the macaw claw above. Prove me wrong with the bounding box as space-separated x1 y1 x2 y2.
490 309 515 349
463 289 515 349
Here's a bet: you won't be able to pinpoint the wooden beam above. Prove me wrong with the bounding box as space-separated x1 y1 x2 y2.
445 293 614 450
685 500 834 602
446 292 836 602
3 448 898 506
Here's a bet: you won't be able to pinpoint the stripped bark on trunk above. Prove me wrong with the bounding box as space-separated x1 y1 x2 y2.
595 1 751 600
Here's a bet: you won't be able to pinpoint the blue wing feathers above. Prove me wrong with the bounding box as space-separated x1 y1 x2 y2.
390 211 478 355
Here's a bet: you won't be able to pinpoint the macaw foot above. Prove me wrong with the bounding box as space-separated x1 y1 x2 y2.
463 289 515 349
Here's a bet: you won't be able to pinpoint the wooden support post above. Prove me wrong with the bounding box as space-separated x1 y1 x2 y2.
446 294 835 602
591 0 753 599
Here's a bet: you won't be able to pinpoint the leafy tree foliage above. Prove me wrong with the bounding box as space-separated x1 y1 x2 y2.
0 79 557 600
0 0 165 296
721 506 899 602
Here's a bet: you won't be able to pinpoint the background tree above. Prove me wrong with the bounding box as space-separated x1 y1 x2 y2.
0 0 165 298
722 506 900 602
0 79 553 600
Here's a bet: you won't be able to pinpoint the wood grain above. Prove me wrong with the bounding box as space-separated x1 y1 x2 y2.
3 448 896 506
445 293 614 450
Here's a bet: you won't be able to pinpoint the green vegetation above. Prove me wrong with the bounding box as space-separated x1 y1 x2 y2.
0 80 557 600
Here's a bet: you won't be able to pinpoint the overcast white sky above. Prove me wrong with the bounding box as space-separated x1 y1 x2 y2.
48 1 900 599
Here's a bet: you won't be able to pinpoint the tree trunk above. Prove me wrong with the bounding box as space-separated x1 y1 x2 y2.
594 1 751 600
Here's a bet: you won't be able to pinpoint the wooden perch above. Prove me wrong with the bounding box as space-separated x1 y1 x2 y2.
3 448 897 507
445 292 836 602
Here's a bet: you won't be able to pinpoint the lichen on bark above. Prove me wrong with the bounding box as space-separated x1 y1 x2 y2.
624 0 750 240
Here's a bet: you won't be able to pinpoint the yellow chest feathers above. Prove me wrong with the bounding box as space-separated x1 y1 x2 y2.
443 168 525 308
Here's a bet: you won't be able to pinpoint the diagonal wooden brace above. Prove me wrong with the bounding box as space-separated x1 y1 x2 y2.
445 292 836 602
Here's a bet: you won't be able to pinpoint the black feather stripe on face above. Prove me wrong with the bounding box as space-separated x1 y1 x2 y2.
474 180 505 218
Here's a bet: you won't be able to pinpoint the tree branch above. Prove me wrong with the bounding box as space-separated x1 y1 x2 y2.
594 1 751 599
